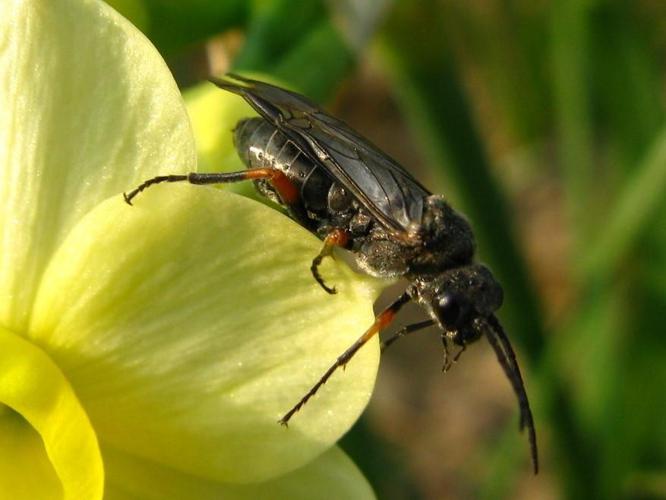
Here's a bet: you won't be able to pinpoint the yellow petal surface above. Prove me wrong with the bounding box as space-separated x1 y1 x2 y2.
103 445 375 500
30 187 383 483
0 327 103 500
185 80 254 174
0 0 195 332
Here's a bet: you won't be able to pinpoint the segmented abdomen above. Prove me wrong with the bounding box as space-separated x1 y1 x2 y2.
234 117 334 216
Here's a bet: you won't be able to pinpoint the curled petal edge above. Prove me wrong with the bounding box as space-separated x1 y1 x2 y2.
0 328 103 500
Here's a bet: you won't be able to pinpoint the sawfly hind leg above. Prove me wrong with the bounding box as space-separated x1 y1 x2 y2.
123 168 300 207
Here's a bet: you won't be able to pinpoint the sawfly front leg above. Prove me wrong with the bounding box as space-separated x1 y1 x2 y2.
279 290 411 426
123 168 300 209
311 228 350 295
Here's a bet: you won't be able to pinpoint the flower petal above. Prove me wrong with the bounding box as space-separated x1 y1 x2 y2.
184 80 253 174
30 187 382 483
182 81 260 202
103 445 374 500
0 327 103 500
0 0 195 331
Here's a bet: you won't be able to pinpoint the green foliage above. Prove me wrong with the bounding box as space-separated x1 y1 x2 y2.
107 0 248 53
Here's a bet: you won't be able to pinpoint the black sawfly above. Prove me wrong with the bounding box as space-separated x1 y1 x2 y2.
125 74 538 473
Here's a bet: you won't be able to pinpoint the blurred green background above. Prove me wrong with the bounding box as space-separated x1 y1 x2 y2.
106 0 666 498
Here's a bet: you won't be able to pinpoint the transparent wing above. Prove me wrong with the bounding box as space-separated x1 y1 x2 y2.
210 74 430 239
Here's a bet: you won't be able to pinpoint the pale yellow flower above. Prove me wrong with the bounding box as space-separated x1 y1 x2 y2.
0 0 380 497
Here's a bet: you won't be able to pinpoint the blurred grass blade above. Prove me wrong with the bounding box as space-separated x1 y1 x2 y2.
580 127 666 280
233 0 328 73
107 0 249 55
272 21 354 102
441 2 550 144
589 2 663 172
550 0 594 248
233 1 357 102
325 0 391 54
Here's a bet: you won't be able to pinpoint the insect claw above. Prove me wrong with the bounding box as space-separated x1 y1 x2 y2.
441 338 452 372
453 344 466 363
311 229 348 294
123 192 133 206
311 255 337 294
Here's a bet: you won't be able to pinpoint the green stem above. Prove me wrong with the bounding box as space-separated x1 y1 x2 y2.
550 0 594 252
580 127 666 279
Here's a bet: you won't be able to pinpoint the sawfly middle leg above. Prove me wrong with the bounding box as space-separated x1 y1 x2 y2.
310 228 350 295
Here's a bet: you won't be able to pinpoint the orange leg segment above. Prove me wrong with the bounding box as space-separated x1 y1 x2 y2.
123 168 299 207
279 290 411 426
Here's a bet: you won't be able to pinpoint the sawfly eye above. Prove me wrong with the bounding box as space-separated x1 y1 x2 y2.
437 293 466 329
